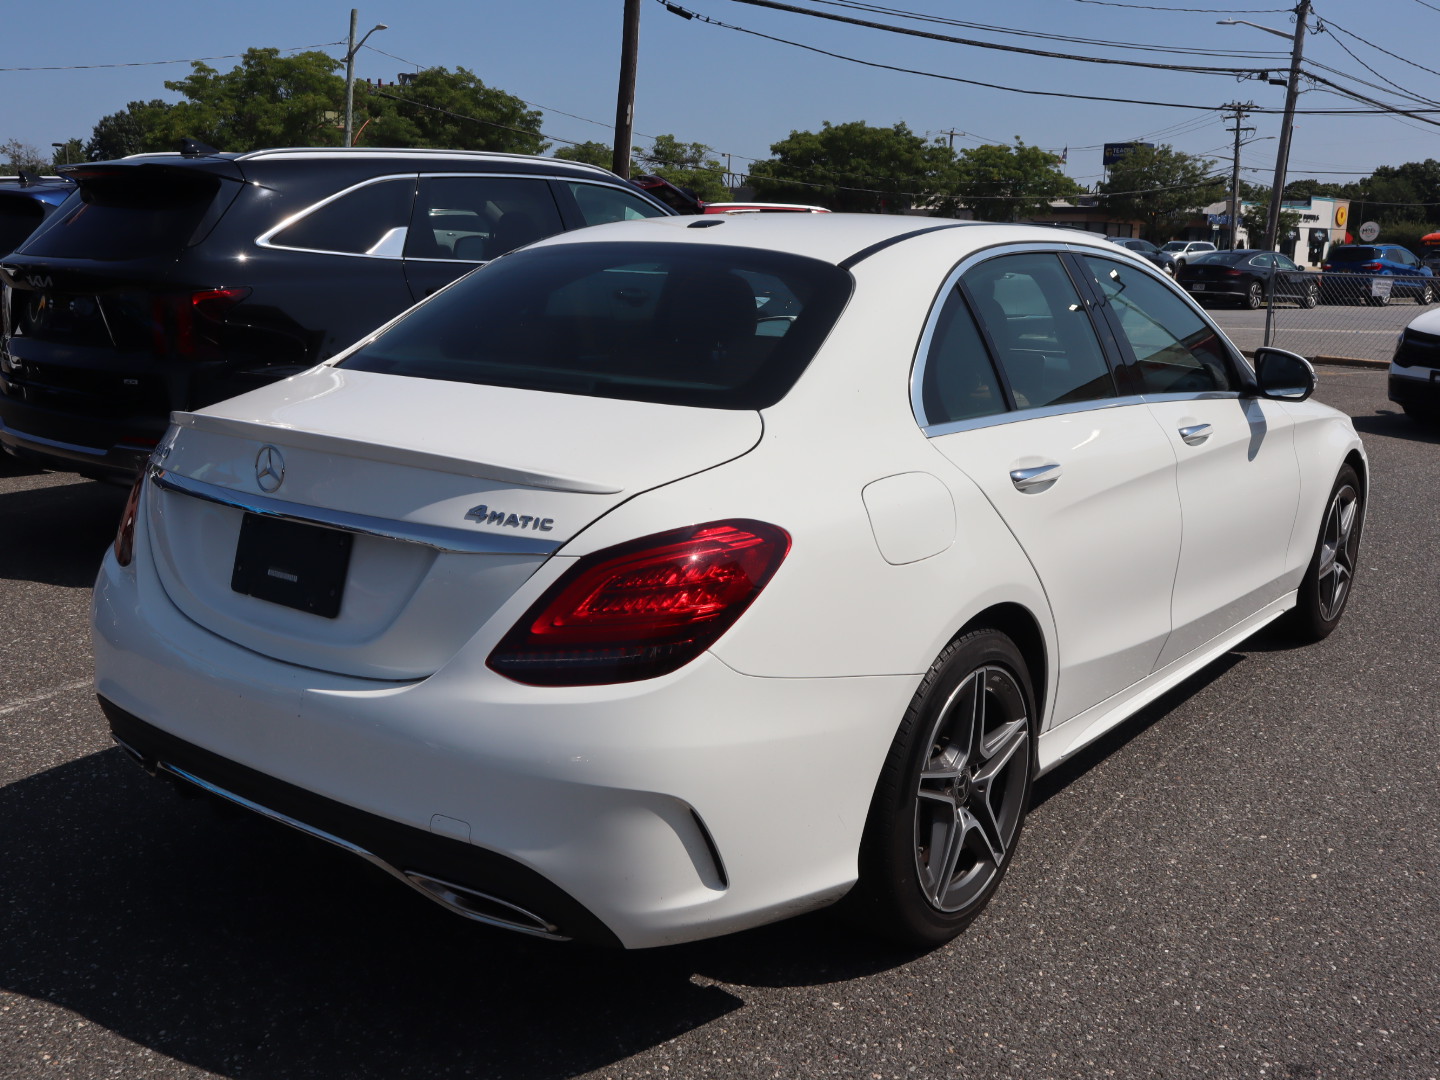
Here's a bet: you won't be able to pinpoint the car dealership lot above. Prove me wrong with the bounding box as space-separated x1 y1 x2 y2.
2 365 1438 1079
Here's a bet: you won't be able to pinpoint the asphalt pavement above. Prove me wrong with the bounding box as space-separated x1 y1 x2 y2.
2 366 1438 1080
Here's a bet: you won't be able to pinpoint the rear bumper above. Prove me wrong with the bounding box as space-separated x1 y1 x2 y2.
93 519 917 948
0 405 157 480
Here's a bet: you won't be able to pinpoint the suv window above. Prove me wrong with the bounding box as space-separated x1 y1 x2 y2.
268 177 414 256
405 176 564 262
963 252 1115 409
340 241 853 410
20 168 226 260
1079 255 1234 395
567 181 668 226
920 288 1007 425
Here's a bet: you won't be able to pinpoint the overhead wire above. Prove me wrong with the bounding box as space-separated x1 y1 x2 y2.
0 43 344 73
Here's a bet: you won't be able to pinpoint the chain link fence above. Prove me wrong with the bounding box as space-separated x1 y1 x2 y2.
1204 271 1429 364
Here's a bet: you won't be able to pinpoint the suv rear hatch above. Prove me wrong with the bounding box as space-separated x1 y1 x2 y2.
146 368 763 681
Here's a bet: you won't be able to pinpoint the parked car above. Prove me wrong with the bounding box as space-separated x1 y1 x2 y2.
0 172 75 255
1176 249 1319 309
0 146 672 481
1389 306 1440 424
702 202 830 214
1159 240 1217 268
1320 243 1436 306
1105 236 1177 274
97 215 1365 950
629 173 704 214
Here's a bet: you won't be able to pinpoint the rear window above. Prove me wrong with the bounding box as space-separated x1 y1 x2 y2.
339 241 853 409
0 199 46 253
1189 252 1244 266
1327 246 1379 262
19 168 227 260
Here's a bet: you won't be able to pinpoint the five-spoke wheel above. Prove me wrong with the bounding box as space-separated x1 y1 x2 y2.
1289 465 1364 641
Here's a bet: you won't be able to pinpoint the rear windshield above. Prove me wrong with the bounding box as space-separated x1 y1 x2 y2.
1189 252 1246 266
339 241 853 409
1327 246 1379 262
0 199 46 254
19 167 227 260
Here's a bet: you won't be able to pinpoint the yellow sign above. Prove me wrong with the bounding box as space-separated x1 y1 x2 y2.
1336 204 1349 228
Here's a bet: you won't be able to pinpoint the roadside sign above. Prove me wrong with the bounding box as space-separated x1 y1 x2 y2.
1358 221 1380 242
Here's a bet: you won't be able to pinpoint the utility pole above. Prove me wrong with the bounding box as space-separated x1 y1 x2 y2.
1224 102 1255 250
343 10 388 148
1263 0 1311 254
612 0 641 179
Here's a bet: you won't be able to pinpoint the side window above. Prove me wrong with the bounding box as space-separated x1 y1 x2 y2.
567 182 668 226
1251 253 1276 268
405 176 564 262
1080 255 1235 395
1274 255 1300 272
268 178 413 255
920 287 1007 425
963 252 1116 410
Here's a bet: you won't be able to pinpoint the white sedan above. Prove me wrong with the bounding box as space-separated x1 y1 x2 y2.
95 215 1366 949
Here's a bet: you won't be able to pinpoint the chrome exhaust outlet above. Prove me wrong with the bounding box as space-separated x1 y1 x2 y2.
112 734 157 775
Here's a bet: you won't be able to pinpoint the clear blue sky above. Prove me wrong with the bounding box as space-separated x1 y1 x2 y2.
5 0 1438 190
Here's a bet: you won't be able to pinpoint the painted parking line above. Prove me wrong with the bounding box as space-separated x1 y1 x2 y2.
0 678 92 718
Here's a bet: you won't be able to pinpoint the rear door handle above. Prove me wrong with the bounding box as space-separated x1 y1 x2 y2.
1179 423 1213 446
1009 463 1062 491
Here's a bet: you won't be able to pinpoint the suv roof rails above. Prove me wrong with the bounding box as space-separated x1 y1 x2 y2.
231 146 612 174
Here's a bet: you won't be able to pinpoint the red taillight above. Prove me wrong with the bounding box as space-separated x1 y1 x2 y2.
1362 262 1383 271
1223 269 1243 277
488 520 791 686
150 287 250 359
113 472 145 567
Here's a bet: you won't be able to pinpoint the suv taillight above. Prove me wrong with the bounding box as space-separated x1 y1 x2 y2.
113 471 145 566
150 287 250 360
487 520 791 686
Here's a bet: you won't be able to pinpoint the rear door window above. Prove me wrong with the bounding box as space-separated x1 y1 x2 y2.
404 176 564 262
565 182 668 226
266 177 415 256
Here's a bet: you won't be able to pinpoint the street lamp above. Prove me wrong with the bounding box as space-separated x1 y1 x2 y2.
344 10 388 148
1219 2 1312 254
50 142 67 167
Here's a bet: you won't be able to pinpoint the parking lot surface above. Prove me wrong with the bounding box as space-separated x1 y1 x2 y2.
2 365 1437 1080
1210 301 1418 363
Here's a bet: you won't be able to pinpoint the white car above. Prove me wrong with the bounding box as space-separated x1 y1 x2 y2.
1390 306 1440 424
1161 240 1218 267
95 216 1366 949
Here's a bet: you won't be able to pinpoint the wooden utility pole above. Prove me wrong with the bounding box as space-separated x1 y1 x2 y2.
612 0 641 179
1225 102 1255 250
1263 0 1311 253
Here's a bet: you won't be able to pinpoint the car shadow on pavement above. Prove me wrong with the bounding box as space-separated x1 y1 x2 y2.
1351 409 1440 444
0 473 128 588
0 747 921 1079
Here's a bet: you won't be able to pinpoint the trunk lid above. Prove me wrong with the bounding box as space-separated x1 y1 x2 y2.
146 367 763 680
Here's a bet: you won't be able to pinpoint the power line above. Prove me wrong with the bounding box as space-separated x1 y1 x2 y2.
1321 17 1440 82
1066 0 1292 10
716 0 1272 75
0 43 344 73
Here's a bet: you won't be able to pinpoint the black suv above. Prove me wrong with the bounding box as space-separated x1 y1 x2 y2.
0 147 671 480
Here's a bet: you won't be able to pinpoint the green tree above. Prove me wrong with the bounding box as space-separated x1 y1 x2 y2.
86 100 178 160
747 121 956 214
354 66 545 154
553 140 616 169
49 138 85 169
162 48 347 151
1240 197 1303 250
0 139 51 175
632 134 728 202
1100 144 1224 241
950 139 1078 222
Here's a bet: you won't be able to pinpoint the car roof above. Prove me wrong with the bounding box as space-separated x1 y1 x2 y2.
520 213 1144 269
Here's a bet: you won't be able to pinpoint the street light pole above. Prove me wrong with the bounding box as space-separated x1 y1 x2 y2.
1219 2 1312 254
344 10 389 148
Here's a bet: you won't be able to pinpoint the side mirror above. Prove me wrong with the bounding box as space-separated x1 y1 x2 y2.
1253 347 1316 402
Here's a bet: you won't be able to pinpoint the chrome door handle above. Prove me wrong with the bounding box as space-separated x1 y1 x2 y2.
1009 463 1062 491
1179 423 1213 446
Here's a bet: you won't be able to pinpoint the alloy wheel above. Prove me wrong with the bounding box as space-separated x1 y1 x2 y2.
1317 483 1360 623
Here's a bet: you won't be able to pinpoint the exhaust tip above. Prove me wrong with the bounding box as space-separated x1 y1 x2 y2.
402 871 568 940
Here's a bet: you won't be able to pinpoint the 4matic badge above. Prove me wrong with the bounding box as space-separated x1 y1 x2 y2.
465 504 555 532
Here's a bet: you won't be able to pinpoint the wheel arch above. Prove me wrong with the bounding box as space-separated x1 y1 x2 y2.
955 602 1049 744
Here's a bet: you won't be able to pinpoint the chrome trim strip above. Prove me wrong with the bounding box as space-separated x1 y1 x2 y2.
0 416 107 455
150 467 562 556
156 761 569 940
920 396 1148 439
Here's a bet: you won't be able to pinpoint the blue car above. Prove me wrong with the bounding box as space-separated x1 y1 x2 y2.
1321 243 1436 306
0 172 75 256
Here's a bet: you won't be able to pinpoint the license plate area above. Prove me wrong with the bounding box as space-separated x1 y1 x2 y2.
1190 283 1205 291
231 513 353 618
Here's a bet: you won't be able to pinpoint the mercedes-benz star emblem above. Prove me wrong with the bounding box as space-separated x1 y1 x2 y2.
255 445 285 493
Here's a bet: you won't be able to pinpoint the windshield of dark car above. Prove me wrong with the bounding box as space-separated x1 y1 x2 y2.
1189 252 1246 266
339 240 853 410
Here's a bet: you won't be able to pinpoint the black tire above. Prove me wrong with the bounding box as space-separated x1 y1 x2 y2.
845 629 1035 947
1246 281 1265 309
1300 284 1319 309
1287 465 1363 642
1368 289 1391 307
1420 283 1436 306
1402 403 1440 427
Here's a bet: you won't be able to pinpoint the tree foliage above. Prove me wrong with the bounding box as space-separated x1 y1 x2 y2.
747 121 954 213
353 66 544 154
0 139 51 175
950 139 1078 222
553 141 616 169
1100 144 1224 241
162 48 347 151
1240 195 1303 249
86 100 179 160
632 134 728 202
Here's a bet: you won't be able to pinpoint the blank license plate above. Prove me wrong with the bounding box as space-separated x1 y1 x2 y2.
231 513 353 618
1190 284 1206 291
